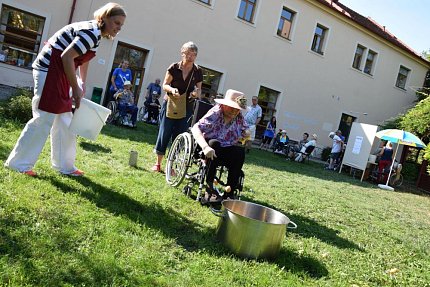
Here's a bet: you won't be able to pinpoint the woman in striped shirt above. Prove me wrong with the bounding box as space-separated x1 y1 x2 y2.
5 2 126 177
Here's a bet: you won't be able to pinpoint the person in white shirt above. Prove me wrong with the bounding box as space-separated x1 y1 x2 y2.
243 96 262 153
325 130 343 170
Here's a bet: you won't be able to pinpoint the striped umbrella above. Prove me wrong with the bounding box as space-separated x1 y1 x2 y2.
375 129 426 148
375 129 426 190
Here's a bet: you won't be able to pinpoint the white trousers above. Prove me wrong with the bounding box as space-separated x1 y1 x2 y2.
4 69 78 174
248 124 257 141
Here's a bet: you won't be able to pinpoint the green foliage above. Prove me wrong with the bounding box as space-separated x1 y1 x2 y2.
380 115 403 130
401 162 420 181
0 88 32 123
321 146 331 161
398 96 430 174
415 87 429 102
400 97 430 144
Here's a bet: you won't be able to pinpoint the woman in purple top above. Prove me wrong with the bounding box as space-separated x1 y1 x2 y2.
191 89 249 200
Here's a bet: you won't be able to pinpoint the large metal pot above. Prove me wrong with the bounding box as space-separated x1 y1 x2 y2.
211 200 297 259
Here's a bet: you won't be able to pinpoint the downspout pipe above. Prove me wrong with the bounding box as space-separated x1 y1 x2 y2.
68 0 77 24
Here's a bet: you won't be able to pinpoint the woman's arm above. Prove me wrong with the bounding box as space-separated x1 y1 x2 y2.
191 81 202 99
61 46 83 108
78 61 89 93
162 70 179 97
191 124 216 160
110 69 118 91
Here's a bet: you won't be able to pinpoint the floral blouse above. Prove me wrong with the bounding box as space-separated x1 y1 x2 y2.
197 105 248 147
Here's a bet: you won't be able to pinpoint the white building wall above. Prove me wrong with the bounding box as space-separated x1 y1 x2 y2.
1 0 428 148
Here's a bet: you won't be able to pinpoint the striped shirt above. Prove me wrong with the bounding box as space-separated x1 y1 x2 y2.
32 20 101 71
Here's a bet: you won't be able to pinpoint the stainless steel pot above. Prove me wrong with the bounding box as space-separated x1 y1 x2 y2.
211 200 297 259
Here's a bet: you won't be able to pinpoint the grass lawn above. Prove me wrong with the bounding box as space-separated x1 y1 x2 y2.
0 117 429 287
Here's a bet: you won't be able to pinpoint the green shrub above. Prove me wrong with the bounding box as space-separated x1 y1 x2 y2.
1 88 33 123
402 161 420 181
321 147 331 161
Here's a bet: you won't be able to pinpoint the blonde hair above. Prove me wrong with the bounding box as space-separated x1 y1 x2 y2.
93 3 126 39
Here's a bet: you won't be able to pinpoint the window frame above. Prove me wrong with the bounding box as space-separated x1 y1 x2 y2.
352 44 366 71
190 0 215 8
276 6 296 40
395 65 411 90
363 49 377 76
0 3 46 69
351 43 379 77
310 23 328 55
237 0 258 24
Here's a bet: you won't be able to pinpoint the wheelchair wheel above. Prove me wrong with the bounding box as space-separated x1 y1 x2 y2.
106 101 117 124
166 132 193 187
389 173 403 187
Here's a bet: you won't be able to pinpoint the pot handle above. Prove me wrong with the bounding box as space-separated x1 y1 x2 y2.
210 207 224 218
287 220 297 230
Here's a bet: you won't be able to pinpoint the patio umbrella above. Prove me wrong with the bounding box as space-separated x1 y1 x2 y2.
375 129 426 190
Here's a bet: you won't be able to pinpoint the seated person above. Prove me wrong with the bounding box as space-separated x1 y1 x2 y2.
371 141 386 163
288 132 309 158
378 141 393 183
294 134 317 162
273 130 289 154
144 92 161 124
191 89 249 202
114 81 138 127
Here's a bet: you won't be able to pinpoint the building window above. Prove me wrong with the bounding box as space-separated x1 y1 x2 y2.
364 50 377 75
200 66 222 97
352 45 365 70
0 4 45 69
395 66 410 89
238 0 257 23
311 24 327 54
277 7 295 40
197 0 211 4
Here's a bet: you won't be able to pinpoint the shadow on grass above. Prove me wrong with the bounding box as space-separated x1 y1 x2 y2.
0 207 141 286
241 197 364 252
46 175 327 279
100 122 158 145
79 140 112 153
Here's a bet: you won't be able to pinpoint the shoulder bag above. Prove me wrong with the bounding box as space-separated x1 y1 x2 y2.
166 68 194 119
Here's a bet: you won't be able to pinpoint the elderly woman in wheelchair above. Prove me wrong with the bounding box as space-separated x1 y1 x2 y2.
107 81 138 127
191 89 250 203
165 89 249 204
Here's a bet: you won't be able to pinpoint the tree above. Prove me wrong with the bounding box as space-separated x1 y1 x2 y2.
400 95 430 172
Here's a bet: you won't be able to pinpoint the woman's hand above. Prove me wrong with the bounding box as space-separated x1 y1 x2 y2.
190 86 199 99
171 88 180 98
72 86 83 109
203 146 217 160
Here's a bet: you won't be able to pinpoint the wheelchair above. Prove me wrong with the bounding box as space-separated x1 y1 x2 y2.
368 162 403 187
165 100 245 204
106 100 133 126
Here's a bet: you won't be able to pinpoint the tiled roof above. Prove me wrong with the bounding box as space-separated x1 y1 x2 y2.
315 0 429 65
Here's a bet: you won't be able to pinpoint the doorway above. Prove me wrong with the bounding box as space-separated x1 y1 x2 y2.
256 86 279 140
103 41 148 106
338 113 356 142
